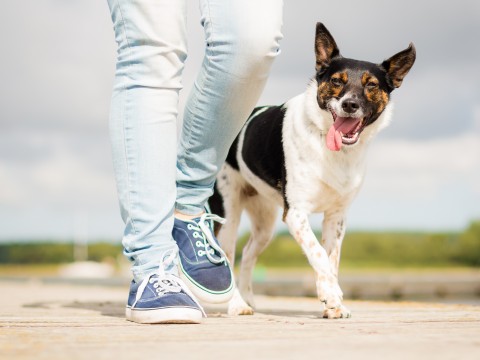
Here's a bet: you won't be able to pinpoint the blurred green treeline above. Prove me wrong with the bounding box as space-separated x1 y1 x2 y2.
1 221 479 268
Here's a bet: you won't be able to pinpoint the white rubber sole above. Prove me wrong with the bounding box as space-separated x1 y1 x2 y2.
125 307 202 324
179 269 235 304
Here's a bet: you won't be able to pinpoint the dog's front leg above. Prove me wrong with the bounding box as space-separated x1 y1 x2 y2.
285 207 351 319
320 210 351 318
321 210 347 278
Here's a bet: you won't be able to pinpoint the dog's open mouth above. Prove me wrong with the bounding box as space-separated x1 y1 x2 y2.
326 112 365 151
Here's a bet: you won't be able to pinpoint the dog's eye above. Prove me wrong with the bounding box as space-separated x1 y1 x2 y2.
330 77 343 87
366 81 378 90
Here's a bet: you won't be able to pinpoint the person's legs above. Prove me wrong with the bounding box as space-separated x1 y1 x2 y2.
108 0 186 282
173 0 283 303
176 0 284 215
107 0 203 323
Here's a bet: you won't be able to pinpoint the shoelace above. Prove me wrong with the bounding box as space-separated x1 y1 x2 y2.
132 249 206 317
188 213 228 265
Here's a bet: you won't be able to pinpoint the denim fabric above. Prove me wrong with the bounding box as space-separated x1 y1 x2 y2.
107 0 283 281
175 0 284 215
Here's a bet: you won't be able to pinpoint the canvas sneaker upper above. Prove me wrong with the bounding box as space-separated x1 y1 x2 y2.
126 250 204 324
173 213 234 304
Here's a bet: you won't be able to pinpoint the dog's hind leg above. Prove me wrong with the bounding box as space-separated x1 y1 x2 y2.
228 195 278 316
214 165 245 265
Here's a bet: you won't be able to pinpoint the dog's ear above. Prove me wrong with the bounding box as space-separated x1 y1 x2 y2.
381 43 416 88
315 22 340 72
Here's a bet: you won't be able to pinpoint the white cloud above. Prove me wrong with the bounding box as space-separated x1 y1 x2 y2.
365 134 480 198
0 130 117 208
345 133 480 230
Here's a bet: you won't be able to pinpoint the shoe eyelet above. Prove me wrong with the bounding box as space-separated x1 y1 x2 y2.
197 250 205 256
196 241 202 247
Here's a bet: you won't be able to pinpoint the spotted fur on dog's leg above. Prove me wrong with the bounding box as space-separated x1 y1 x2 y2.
317 212 351 319
286 208 345 315
315 274 343 307
321 211 347 278
315 273 350 318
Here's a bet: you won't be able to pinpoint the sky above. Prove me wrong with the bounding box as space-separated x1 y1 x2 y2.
0 0 479 242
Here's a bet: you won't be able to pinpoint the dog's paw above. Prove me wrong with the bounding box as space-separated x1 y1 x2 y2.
316 278 343 309
316 278 351 318
322 304 351 319
227 289 255 316
228 304 255 316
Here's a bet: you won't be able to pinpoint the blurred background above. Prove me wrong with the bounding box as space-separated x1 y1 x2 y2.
0 0 478 303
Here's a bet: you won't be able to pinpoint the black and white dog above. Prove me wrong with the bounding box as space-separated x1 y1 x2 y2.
210 23 415 318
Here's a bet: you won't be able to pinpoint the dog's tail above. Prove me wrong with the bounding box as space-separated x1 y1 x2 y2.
208 183 225 236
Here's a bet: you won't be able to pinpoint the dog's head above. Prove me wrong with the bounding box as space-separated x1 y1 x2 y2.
314 23 416 151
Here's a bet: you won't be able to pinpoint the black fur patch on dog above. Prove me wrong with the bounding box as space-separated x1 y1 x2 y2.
241 106 287 193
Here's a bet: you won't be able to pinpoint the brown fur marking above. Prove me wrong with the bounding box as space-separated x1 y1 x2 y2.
317 72 347 106
362 72 389 114
241 184 258 197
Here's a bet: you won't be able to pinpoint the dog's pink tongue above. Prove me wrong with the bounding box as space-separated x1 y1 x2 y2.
326 117 361 151
326 125 342 151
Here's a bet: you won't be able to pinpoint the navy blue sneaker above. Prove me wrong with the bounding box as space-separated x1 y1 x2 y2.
173 213 234 304
126 254 205 324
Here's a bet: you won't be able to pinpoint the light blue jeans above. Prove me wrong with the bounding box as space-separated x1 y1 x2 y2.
107 0 283 281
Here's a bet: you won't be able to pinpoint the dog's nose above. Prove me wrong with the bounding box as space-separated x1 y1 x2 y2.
342 99 360 114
